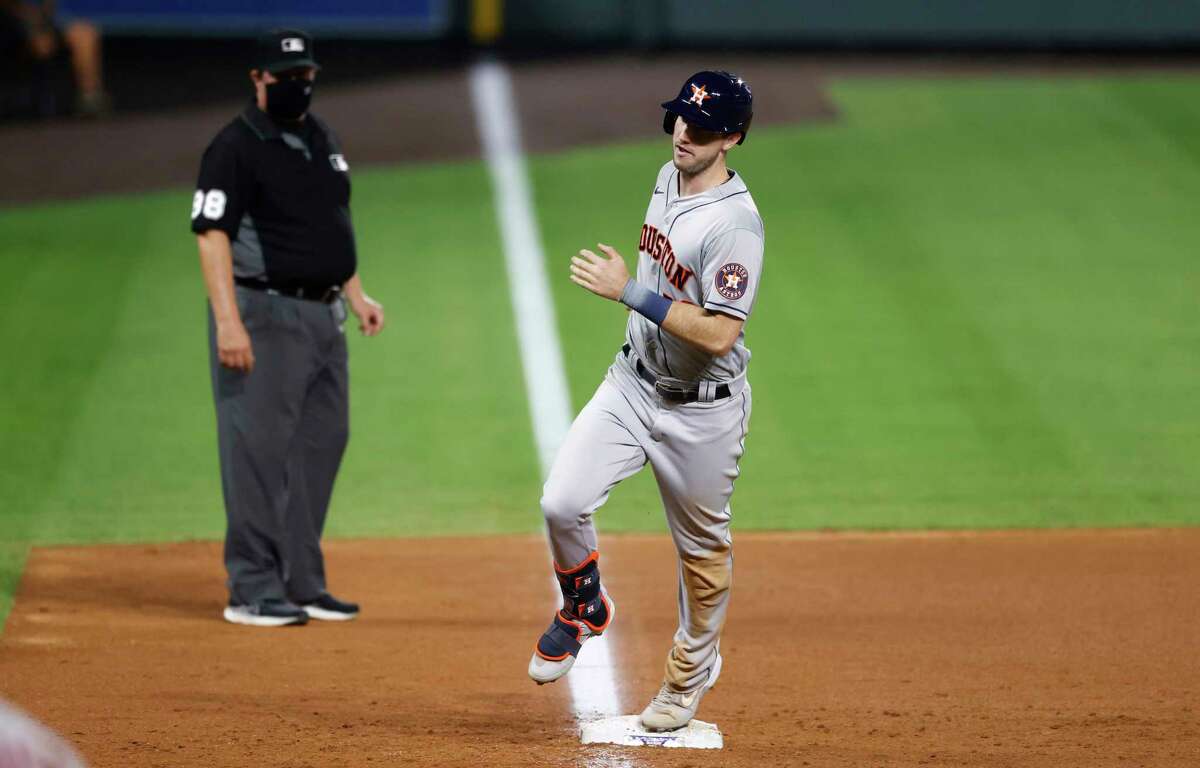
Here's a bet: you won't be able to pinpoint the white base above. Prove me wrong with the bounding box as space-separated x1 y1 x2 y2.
579 715 723 749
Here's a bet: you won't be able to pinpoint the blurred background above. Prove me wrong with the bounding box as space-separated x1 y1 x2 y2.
5 1 1200 122
2 1 1198 618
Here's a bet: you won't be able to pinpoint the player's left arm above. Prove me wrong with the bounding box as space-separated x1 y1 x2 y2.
660 302 743 357
570 244 743 357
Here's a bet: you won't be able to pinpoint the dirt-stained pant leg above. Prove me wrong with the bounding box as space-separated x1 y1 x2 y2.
541 377 649 569
647 383 752 693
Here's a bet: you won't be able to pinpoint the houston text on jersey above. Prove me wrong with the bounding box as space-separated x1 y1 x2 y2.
639 224 694 291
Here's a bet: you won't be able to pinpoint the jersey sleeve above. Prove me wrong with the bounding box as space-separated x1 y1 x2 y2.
699 227 764 320
190 137 249 237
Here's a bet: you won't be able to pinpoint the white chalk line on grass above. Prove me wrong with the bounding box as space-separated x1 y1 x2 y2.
469 58 622 723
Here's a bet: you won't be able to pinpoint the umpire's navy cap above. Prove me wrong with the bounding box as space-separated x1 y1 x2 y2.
254 29 320 74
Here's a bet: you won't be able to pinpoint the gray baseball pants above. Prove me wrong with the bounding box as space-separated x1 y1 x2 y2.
541 351 752 692
208 286 349 606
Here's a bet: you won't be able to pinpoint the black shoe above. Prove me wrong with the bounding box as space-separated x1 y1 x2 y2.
223 598 309 627
298 593 359 622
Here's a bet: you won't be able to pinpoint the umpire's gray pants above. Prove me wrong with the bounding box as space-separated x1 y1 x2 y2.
208 286 349 606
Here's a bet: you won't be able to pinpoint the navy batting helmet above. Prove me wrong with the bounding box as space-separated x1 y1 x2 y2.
661 70 753 145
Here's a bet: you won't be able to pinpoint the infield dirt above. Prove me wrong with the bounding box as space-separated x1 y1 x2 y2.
2 529 1198 767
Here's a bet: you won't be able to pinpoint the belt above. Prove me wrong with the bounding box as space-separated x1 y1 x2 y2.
235 277 341 304
622 344 731 404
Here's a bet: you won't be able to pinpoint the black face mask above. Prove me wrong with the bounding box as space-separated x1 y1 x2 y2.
265 78 313 121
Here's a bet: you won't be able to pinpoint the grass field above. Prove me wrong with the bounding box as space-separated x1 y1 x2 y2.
2 75 1199 623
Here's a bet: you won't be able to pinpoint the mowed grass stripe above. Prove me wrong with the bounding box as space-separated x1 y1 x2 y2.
0 197 163 621
827 78 1200 518
329 162 542 538
534 76 1200 531
0 199 147 538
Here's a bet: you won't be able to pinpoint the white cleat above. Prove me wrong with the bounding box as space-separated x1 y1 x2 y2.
638 653 723 731
528 595 615 685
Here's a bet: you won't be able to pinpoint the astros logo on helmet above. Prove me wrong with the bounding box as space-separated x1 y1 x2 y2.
662 70 753 145
688 84 711 106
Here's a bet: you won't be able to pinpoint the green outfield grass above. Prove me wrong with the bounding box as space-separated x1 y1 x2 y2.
3 75 1199 623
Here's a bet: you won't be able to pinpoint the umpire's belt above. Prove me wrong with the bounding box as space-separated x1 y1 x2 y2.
235 277 341 304
622 344 732 404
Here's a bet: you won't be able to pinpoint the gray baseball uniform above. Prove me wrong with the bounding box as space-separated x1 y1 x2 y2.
541 161 764 693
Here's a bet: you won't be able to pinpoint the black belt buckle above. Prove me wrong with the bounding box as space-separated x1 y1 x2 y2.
626 343 710 403
297 285 340 302
296 285 341 304
654 380 697 403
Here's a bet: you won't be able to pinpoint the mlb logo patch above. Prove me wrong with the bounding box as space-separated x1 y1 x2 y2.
281 37 305 53
329 154 349 172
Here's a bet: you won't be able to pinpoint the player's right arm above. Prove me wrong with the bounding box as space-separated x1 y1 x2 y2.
192 134 253 372
571 244 744 356
196 230 254 372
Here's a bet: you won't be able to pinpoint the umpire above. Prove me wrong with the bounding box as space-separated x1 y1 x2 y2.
192 29 384 627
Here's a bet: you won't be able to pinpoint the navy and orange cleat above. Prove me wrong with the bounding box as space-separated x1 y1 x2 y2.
528 552 615 685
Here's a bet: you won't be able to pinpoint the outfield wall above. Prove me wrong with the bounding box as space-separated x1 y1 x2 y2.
504 1 1200 47
50 0 1200 46
55 0 452 36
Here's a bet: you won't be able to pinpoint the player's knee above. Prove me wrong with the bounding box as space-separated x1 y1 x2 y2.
671 518 731 561
540 487 584 532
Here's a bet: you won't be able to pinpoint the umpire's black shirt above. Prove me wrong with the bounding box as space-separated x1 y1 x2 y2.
191 103 356 289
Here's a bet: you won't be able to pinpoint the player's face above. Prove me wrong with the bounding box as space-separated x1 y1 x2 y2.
671 116 738 176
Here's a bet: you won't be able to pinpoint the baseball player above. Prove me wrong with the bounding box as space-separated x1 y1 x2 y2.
527 71 761 732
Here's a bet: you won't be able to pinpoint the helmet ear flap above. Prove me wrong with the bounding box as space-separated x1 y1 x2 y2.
735 115 752 145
